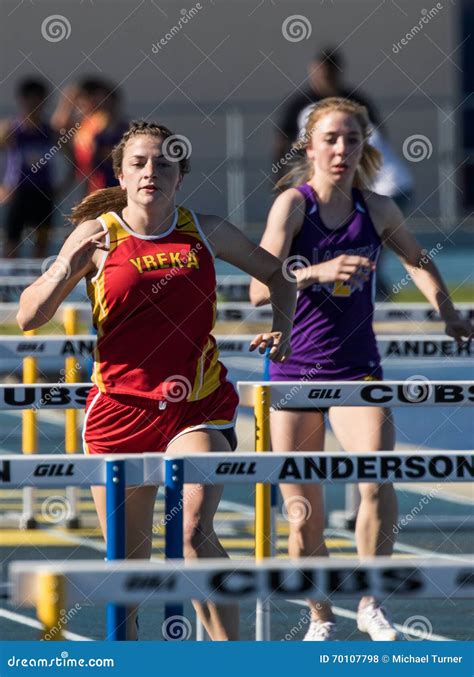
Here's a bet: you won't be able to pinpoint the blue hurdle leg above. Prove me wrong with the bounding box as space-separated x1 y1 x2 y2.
164 458 184 635
105 460 127 641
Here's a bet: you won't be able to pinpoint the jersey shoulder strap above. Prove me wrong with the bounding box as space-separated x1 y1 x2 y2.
96 211 130 255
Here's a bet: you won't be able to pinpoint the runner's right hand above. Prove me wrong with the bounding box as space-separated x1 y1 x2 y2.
311 254 374 285
48 230 109 281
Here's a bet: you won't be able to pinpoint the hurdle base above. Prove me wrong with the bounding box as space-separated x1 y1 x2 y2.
328 511 357 530
65 517 81 530
19 517 38 530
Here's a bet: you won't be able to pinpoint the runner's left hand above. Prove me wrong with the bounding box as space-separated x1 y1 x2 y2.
249 331 291 362
444 315 473 345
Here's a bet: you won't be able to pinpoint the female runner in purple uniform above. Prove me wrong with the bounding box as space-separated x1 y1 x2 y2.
250 97 472 641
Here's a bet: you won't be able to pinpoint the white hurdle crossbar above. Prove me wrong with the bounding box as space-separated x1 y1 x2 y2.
0 381 473 411
0 301 472 325
10 556 474 609
237 381 474 408
1 451 472 488
0 334 471 360
3 451 473 641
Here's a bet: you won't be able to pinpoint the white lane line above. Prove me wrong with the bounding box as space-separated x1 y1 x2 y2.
0 608 92 641
286 600 452 641
332 528 473 564
44 528 106 553
397 484 474 506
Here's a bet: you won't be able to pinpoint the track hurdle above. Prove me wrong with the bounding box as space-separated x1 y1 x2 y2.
1 301 473 325
63 306 81 530
20 328 38 530
238 379 474 639
0 452 185 640
10 555 474 626
0 380 473 412
3 449 473 640
0 333 471 369
1 378 472 533
216 302 474 324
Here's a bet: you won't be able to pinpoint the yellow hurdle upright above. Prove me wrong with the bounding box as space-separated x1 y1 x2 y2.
63 306 78 455
37 572 66 641
21 329 38 529
63 307 80 528
254 384 271 640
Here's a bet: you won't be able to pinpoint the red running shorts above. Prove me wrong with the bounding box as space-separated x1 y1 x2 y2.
83 381 239 454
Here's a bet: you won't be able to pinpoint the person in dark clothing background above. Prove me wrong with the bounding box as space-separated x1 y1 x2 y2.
273 47 414 299
274 47 382 169
0 78 58 258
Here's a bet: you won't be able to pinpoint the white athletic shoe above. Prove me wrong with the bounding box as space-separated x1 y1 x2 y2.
303 620 337 641
357 603 400 641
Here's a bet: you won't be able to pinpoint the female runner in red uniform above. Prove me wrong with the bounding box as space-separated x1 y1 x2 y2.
251 98 472 641
18 120 296 640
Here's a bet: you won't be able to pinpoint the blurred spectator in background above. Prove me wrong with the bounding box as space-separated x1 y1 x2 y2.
274 46 413 211
368 128 413 213
52 77 128 195
274 47 414 297
91 88 129 190
0 77 60 257
274 47 381 166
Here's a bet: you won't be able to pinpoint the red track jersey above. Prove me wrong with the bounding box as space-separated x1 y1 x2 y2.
86 207 229 401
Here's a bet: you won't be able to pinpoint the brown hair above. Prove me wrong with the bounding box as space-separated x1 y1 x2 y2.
69 120 191 225
275 97 382 192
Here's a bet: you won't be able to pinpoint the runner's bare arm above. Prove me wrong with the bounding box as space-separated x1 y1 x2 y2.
249 189 306 305
370 194 473 342
17 220 108 330
199 213 297 362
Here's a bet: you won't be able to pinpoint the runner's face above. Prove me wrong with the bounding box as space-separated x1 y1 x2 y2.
307 112 364 184
119 135 182 205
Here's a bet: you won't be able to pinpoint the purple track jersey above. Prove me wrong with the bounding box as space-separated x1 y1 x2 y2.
270 183 383 382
